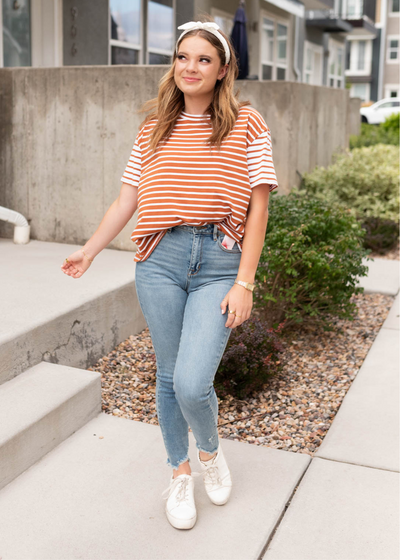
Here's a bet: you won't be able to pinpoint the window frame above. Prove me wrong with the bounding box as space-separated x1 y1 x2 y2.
146 0 175 65
303 40 323 85
387 35 399 63
340 0 363 18
384 84 400 98
328 37 345 88
389 0 400 16
344 36 373 76
109 0 143 65
259 9 289 82
350 82 370 101
210 7 234 37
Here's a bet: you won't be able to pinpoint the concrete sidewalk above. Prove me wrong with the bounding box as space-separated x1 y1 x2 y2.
0 248 398 560
357 256 399 296
263 260 399 560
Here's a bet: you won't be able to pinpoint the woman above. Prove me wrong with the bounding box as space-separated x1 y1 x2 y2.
61 17 278 530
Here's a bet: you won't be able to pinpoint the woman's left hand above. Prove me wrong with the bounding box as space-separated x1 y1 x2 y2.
221 283 253 328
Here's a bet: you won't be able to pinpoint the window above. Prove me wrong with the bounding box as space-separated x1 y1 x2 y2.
345 43 351 70
328 39 344 88
305 46 312 83
347 0 358 16
260 13 288 81
303 41 323 85
2 0 31 67
351 83 368 101
385 84 400 98
357 40 366 70
345 38 372 75
110 0 141 64
337 48 343 76
148 0 173 65
211 8 234 37
387 36 399 61
342 0 363 18
261 17 274 80
377 101 399 109
390 0 399 14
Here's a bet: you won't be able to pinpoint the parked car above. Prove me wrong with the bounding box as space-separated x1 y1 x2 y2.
360 98 400 124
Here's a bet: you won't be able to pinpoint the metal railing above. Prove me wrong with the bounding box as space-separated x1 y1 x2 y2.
305 8 373 21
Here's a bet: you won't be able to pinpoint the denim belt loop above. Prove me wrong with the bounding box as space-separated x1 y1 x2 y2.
213 223 218 241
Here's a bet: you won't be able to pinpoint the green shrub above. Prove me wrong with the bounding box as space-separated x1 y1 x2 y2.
350 114 399 149
360 216 399 253
302 144 399 223
215 317 284 400
253 191 370 329
381 112 400 134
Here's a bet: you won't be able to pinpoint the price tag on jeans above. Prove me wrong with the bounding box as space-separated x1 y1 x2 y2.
221 235 235 250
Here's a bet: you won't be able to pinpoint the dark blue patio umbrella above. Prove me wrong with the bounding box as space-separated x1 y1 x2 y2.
230 1 249 80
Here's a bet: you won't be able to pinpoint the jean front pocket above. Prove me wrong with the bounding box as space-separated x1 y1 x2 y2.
216 233 241 254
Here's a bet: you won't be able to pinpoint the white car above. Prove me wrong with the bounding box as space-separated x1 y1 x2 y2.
360 97 400 124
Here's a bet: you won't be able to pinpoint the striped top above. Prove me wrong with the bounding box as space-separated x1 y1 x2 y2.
121 105 279 262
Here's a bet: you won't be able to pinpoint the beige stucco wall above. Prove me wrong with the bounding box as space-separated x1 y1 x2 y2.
0 66 359 250
384 15 400 85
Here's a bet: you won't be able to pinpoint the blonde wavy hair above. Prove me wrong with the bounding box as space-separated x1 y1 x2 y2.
137 14 251 152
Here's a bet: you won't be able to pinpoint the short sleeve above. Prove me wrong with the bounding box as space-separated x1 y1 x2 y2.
246 111 279 192
121 134 142 188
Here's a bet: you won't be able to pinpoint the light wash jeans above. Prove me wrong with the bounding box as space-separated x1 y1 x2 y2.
134 223 242 470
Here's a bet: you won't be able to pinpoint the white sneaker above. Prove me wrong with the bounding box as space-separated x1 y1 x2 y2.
196 443 233 505
161 473 197 529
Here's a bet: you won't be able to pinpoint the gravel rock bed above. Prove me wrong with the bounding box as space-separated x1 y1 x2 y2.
88 293 394 458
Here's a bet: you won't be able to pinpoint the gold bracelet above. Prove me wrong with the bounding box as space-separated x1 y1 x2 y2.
234 280 255 292
81 249 93 264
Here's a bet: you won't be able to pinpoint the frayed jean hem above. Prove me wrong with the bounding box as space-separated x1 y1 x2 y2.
166 454 191 470
195 440 219 456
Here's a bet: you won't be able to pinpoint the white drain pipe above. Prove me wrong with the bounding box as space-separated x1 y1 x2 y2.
0 206 30 244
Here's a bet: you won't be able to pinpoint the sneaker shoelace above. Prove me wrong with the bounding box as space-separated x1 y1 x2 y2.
194 461 232 489
162 475 192 503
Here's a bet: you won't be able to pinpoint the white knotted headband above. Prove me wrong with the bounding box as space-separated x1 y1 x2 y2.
176 21 231 65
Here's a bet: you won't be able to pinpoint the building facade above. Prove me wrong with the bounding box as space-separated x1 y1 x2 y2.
376 0 399 99
1 0 391 100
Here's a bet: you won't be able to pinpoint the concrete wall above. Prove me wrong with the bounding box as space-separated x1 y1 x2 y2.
0 66 360 251
349 96 363 136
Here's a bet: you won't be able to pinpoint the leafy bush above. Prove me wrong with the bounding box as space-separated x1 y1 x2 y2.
360 216 399 253
350 114 399 149
381 112 400 134
252 191 369 329
215 318 284 400
302 144 399 223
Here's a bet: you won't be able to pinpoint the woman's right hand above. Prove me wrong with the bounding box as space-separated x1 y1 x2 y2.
61 249 93 279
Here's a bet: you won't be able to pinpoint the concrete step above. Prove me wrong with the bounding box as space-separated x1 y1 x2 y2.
0 238 146 385
0 361 101 491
